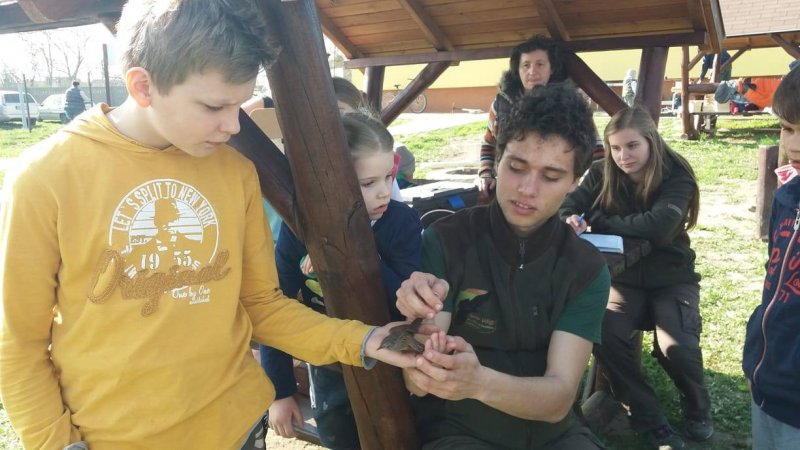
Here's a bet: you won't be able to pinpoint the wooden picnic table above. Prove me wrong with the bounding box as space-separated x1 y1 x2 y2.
691 110 771 134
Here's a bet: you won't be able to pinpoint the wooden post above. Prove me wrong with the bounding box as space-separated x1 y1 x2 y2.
381 61 449 125
634 47 669 124
757 145 779 240
770 33 800 60
227 111 296 232
255 1 419 448
364 65 385 113
562 50 626 116
681 46 697 140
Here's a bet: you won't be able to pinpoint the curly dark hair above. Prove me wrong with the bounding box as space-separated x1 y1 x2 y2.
496 82 595 177
499 35 567 98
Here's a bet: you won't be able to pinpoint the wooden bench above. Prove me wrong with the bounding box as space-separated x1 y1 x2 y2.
689 110 771 134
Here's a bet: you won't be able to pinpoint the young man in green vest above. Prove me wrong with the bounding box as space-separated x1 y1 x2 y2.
396 83 610 449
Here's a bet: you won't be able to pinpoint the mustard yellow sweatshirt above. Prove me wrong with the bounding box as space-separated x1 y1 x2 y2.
0 105 371 449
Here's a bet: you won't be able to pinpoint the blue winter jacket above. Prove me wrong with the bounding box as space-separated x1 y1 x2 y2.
743 175 800 428
260 200 422 398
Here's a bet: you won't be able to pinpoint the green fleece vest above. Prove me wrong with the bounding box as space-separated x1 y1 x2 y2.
413 203 606 449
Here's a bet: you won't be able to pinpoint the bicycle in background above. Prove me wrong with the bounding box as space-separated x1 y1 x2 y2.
381 82 427 113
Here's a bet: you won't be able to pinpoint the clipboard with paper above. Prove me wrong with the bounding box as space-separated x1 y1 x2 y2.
580 233 624 254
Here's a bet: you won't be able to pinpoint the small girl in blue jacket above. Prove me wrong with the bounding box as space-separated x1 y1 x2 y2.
260 112 422 449
743 65 800 449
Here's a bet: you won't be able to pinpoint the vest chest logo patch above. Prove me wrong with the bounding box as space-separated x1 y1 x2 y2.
455 288 496 334
463 313 497 334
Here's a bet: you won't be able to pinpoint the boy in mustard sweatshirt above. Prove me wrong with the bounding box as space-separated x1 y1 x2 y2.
0 1 420 449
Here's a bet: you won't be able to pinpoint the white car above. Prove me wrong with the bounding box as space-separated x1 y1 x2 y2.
39 93 92 123
0 90 40 126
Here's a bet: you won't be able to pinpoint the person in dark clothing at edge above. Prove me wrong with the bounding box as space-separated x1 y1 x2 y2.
63 80 87 122
560 106 711 450
698 50 732 82
743 65 800 450
476 36 568 202
396 83 611 450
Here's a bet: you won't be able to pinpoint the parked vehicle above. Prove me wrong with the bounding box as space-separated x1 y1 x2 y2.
0 90 40 126
39 94 93 123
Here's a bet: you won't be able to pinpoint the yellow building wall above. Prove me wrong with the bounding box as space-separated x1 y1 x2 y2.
351 47 795 90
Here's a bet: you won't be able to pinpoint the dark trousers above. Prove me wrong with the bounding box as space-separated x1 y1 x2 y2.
308 365 360 450
594 283 711 431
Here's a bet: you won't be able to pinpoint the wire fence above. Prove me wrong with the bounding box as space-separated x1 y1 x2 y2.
0 83 127 106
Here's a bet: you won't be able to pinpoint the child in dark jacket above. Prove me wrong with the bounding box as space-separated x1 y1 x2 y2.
743 65 800 449
560 106 710 450
260 112 422 449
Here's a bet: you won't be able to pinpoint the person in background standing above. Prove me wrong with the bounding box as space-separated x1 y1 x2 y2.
699 50 732 82
63 80 86 122
622 68 637 106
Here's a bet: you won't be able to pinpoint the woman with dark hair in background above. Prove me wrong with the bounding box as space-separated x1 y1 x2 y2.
476 35 567 201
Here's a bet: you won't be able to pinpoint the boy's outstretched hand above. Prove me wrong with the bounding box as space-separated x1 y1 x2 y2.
365 320 440 368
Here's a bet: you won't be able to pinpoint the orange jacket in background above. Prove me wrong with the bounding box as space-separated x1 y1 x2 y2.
739 77 782 109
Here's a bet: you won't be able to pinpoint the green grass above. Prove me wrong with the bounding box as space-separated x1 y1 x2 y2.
0 115 780 449
0 122 63 159
400 120 485 162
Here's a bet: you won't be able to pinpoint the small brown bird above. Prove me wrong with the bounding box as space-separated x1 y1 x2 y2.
378 318 425 353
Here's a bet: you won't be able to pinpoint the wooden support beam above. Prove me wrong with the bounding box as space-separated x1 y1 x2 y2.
0 0 125 33
688 51 705 71
681 46 698 140
381 61 449 125
254 2 418 448
344 32 707 68
719 47 749 74
562 51 626 116
318 10 363 59
17 0 92 22
228 111 297 233
397 0 453 51
712 52 722 83
97 11 119 35
634 47 669 124
686 83 719 94
756 145 779 240
365 66 386 113
770 33 800 61
700 0 724 52
536 0 570 41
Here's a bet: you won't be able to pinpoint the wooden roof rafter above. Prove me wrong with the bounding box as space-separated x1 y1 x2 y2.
770 32 800 60
17 0 92 22
396 0 453 51
344 31 708 68
536 0 570 41
700 0 725 51
318 10 363 59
